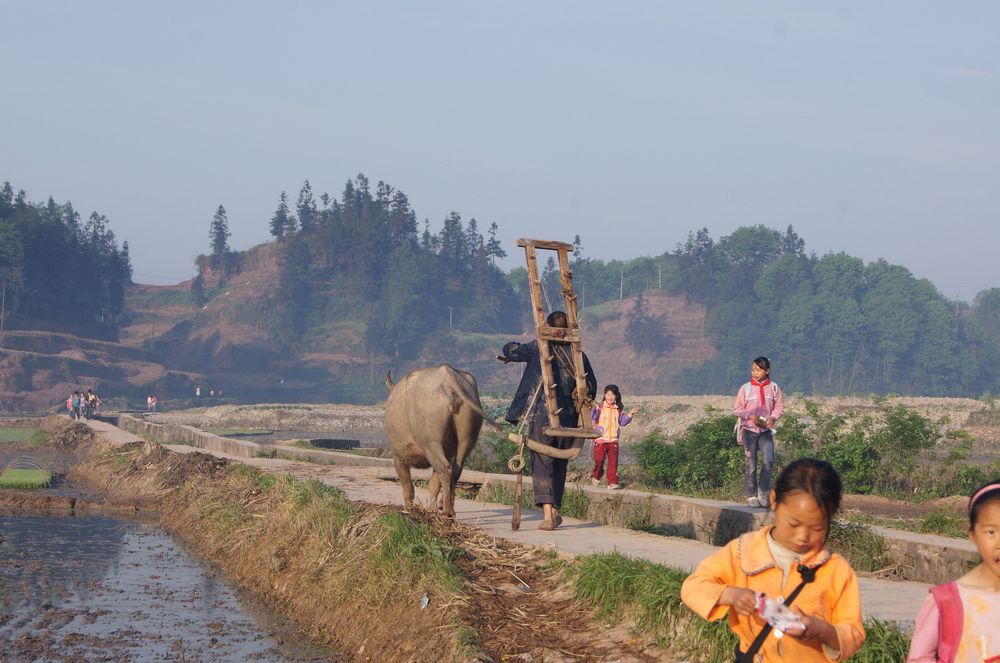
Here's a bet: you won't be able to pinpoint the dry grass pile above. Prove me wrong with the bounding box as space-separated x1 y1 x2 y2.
70 440 227 504
39 418 96 450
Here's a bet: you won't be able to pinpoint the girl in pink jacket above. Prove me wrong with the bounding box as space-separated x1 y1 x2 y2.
734 356 784 509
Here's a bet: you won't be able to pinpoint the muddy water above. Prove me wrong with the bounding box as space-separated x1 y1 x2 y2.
0 514 340 661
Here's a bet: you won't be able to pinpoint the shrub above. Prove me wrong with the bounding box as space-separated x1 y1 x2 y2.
826 521 891 573
635 417 744 497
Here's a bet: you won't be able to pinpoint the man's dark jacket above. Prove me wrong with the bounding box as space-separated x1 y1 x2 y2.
501 340 597 427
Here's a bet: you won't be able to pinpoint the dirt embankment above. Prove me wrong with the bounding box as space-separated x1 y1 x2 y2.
147 403 385 433
56 422 658 662
156 393 996 451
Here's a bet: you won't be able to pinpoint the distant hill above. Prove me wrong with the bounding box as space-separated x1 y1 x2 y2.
0 329 195 412
5 175 999 410
115 248 715 404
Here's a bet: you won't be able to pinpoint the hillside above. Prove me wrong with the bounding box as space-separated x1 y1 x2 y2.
0 329 195 412
116 242 717 404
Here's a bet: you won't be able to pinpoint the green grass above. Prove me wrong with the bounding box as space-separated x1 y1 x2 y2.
0 428 50 446
0 468 52 489
560 487 592 520
373 510 464 592
827 521 892 573
475 481 535 511
919 509 969 539
230 462 278 492
572 551 737 661
851 619 912 662
843 509 969 540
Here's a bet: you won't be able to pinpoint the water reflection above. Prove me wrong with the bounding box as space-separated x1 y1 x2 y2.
0 515 339 661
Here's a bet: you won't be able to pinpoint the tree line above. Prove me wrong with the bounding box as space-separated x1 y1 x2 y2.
200 175 523 358
564 224 1000 397
0 181 132 336
200 178 997 397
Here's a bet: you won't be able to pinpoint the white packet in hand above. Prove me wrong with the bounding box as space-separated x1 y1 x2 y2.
754 592 805 638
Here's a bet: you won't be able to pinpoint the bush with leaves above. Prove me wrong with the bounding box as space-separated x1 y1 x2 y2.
634 414 745 497
638 400 987 500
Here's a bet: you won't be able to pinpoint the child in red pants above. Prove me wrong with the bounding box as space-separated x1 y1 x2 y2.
591 385 637 490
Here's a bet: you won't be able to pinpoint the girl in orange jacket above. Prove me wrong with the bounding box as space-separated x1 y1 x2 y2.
681 458 866 662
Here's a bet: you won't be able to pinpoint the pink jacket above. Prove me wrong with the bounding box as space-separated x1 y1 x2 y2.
734 380 784 433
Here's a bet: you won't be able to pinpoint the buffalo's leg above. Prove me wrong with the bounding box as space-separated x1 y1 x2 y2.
428 472 443 512
424 446 456 517
394 457 415 509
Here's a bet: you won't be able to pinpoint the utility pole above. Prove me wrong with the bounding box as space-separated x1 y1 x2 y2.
658 264 662 290
581 280 587 311
619 267 624 300
448 306 454 333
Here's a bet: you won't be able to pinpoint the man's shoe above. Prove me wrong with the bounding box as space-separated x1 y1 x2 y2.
757 495 770 509
554 514 563 528
747 496 762 508
608 484 621 491
538 519 556 531
591 478 600 487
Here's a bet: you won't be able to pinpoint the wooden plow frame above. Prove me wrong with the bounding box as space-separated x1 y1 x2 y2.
515 237 598 441
505 238 598 530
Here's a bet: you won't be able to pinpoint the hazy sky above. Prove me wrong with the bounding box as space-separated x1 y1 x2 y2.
3 2 999 301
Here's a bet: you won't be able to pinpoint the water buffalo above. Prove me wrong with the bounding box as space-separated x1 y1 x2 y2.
384 365 483 517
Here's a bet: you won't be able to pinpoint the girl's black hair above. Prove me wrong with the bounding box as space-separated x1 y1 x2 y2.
753 356 770 371
969 479 1000 528
773 458 842 524
602 384 624 410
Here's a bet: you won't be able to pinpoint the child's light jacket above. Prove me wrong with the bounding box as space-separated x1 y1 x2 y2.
681 526 866 662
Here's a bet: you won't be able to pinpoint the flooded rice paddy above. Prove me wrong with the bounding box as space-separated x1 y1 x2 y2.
0 446 340 662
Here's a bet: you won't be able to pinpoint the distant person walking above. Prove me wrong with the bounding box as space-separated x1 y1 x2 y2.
71 391 81 420
734 356 783 508
65 392 75 419
85 389 96 419
590 384 637 490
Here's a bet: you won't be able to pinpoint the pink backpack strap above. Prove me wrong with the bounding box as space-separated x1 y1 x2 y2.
930 581 963 663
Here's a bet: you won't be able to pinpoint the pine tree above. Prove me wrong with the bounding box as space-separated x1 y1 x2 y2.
626 291 673 355
296 180 317 233
270 191 292 239
209 204 231 280
486 222 506 266
191 272 207 306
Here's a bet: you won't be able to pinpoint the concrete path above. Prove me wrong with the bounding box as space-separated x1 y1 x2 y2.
86 419 930 625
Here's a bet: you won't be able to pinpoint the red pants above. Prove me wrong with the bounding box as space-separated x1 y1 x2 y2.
592 440 619 485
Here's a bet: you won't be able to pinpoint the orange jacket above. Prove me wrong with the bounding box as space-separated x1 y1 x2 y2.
681 526 866 662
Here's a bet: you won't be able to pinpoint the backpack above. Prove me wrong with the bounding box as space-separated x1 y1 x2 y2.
930 582 963 663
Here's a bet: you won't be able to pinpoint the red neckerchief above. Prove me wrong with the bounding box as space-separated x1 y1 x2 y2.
751 377 770 415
